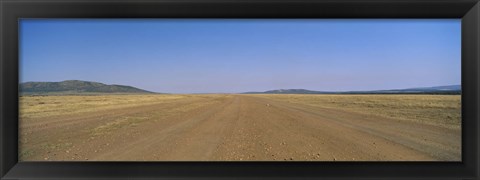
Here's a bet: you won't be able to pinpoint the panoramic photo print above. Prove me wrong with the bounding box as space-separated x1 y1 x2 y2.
19 19 461 161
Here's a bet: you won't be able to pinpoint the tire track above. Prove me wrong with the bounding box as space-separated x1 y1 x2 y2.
20 94 460 161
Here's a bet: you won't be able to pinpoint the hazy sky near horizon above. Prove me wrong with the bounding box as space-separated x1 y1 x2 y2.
20 19 460 93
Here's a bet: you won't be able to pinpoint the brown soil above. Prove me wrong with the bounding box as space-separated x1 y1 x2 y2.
19 95 461 161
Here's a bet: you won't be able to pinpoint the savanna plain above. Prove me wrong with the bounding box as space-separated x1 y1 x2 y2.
19 94 461 161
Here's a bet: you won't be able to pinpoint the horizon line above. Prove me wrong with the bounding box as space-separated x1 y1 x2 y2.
19 79 461 94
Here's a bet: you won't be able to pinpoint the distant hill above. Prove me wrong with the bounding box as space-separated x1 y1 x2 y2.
243 85 461 95
362 85 461 94
20 80 154 95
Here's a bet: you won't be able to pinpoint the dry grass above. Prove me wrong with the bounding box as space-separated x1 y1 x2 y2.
19 94 188 119
19 94 232 161
18 94 460 161
254 94 461 129
20 94 461 129
90 116 149 137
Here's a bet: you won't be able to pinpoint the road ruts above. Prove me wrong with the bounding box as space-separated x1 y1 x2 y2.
20 95 460 161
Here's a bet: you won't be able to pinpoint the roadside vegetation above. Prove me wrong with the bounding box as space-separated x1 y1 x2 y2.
255 94 461 129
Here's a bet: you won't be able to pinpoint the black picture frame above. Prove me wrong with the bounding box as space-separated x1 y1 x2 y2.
1 0 479 179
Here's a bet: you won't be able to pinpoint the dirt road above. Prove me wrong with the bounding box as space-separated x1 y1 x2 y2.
19 95 461 161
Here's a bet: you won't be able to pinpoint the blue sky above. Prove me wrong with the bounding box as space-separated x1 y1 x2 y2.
20 19 460 93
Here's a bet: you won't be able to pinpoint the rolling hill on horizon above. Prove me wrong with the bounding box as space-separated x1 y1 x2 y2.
243 85 461 94
20 80 461 95
20 80 154 95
